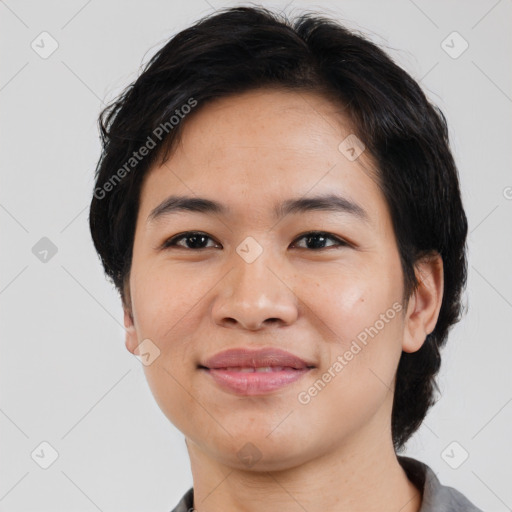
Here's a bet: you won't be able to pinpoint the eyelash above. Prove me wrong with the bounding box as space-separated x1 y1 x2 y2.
161 231 350 251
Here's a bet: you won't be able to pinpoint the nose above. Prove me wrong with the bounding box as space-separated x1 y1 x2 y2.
211 248 299 331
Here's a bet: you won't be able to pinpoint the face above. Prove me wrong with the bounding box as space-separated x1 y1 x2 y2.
124 88 436 471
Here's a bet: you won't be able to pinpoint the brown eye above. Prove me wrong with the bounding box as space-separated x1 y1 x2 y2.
161 230 349 251
163 231 220 250
292 231 349 250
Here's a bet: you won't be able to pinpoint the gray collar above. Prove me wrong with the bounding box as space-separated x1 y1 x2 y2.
398 456 483 512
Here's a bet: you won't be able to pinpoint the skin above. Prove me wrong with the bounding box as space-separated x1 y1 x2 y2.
123 88 444 512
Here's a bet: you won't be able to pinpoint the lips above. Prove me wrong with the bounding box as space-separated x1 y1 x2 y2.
199 347 315 396
200 347 315 371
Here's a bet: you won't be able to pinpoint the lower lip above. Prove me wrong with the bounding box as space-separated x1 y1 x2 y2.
202 368 312 396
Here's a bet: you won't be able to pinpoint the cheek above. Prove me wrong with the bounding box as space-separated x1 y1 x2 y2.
297 259 403 345
131 265 209 432
131 261 210 337
299 261 405 398
130 263 210 396
297 274 404 436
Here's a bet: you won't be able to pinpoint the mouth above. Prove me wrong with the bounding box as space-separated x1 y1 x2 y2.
200 366 310 372
198 347 316 396
198 366 313 396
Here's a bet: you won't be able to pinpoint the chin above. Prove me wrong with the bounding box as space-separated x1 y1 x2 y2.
205 433 313 472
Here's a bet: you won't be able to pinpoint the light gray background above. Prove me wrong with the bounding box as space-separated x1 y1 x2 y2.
1 0 511 510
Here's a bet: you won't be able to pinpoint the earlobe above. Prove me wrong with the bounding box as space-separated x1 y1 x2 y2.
402 253 444 353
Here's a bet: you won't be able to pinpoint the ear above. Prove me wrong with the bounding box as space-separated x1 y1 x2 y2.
402 252 444 353
124 304 138 355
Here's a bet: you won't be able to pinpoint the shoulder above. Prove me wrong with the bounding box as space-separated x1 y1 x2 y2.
398 455 484 512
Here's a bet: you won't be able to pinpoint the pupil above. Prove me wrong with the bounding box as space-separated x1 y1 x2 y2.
307 234 325 249
188 234 207 248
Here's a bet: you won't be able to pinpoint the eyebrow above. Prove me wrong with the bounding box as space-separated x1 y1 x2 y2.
147 193 369 224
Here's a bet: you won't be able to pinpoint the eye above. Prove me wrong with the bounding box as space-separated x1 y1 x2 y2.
162 231 220 250
160 230 350 251
291 231 349 250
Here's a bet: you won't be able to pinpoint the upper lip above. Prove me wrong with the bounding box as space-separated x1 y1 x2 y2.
200 347 315 370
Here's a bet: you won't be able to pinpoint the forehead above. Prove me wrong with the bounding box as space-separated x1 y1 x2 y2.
181 87 353 156
138 88 383 223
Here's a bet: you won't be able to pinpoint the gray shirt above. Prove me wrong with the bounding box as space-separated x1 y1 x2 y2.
169 456 483 511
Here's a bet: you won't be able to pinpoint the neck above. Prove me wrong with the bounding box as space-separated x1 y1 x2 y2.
185 420 422 512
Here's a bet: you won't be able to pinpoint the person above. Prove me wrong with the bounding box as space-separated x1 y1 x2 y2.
89 6 483 512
